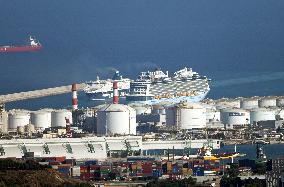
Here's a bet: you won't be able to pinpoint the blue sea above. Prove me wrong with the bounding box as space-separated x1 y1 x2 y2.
0 0 284 110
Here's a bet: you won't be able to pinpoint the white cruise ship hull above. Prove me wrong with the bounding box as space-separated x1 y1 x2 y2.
126 90 209 105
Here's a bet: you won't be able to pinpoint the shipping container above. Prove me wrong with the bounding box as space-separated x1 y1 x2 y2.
193 167 204 176
84 160 97 166
167 162 172 171
152 170 162 177
80 165 89 173
64 159 76 166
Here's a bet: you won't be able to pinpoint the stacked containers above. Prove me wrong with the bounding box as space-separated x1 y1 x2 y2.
119 162 129 177
142 162 153 177
193 159 204 176
204 160 220 175
100 165 111 179
136 161 143 176
91 165 100 180
57 164 71 178
80 165 90 180
172 163 182 175
129 163 137 176
167 162 172 174
152 161 162 177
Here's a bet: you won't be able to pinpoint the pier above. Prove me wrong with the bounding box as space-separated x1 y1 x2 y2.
0 83 86 104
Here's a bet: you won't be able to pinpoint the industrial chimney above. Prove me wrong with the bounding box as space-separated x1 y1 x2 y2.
113 81 119 104
71 83 78 110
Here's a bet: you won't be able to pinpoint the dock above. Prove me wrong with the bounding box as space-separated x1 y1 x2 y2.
0 83 86 103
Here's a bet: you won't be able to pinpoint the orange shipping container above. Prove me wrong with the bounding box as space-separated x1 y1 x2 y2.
167 162 172 171
131 164 137 170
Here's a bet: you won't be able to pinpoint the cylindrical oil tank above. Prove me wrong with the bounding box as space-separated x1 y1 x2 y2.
220 108 250 125
240 98 259 109
0 111 8 133
97 104 136 135
206 109 220 122
17 126 25 134
250 108 277 124
166 103 206 129
165 107 175 126
51 109 72 127
151 105 165 115
8 111 30 130
258 97 277 108
130 105 151 115
215 98 240 109
30 111 51 130
276 110 284 120
276 97 284 107
25 124 35 133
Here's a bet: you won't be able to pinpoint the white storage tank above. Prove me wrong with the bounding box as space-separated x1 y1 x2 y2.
206 109 220 122
215 98 240 109
240 98 259 109
51 109 72 127
166 102 206 129
220 108 250 125
97 104 136 135
276 110 284 120
276 97 284 107
0 111 8 133
130 105 151 115
258 97 277 108
250 108 277 124
30 111 51 130
8 110 30 130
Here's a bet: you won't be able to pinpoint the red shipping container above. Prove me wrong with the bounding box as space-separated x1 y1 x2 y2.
80 173 90 180
90 165 100 170
54 156 66 163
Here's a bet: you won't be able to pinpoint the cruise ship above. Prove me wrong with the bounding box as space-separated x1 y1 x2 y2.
84 71 131 100
126 67 211 105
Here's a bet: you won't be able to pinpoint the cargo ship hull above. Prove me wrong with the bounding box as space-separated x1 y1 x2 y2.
0 45 42 52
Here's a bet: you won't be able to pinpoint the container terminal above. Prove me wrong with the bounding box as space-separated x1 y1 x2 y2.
1 82 284 186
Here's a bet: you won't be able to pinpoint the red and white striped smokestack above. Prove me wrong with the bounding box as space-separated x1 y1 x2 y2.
72 83 78 110
113 81 119 104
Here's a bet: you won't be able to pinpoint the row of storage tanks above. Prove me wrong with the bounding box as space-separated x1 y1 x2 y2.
210 96 284 109
130 97 284 129
2 109 73 131
2 95 284 134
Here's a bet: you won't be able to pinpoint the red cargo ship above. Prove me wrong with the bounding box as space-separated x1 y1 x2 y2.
0 36 42 52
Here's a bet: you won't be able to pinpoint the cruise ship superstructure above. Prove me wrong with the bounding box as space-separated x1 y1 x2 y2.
126 67 210 104
84 71 131 100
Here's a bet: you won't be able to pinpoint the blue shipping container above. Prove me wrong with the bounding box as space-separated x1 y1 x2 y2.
84 160 97 166
152 170 162 177
58 168 70 173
